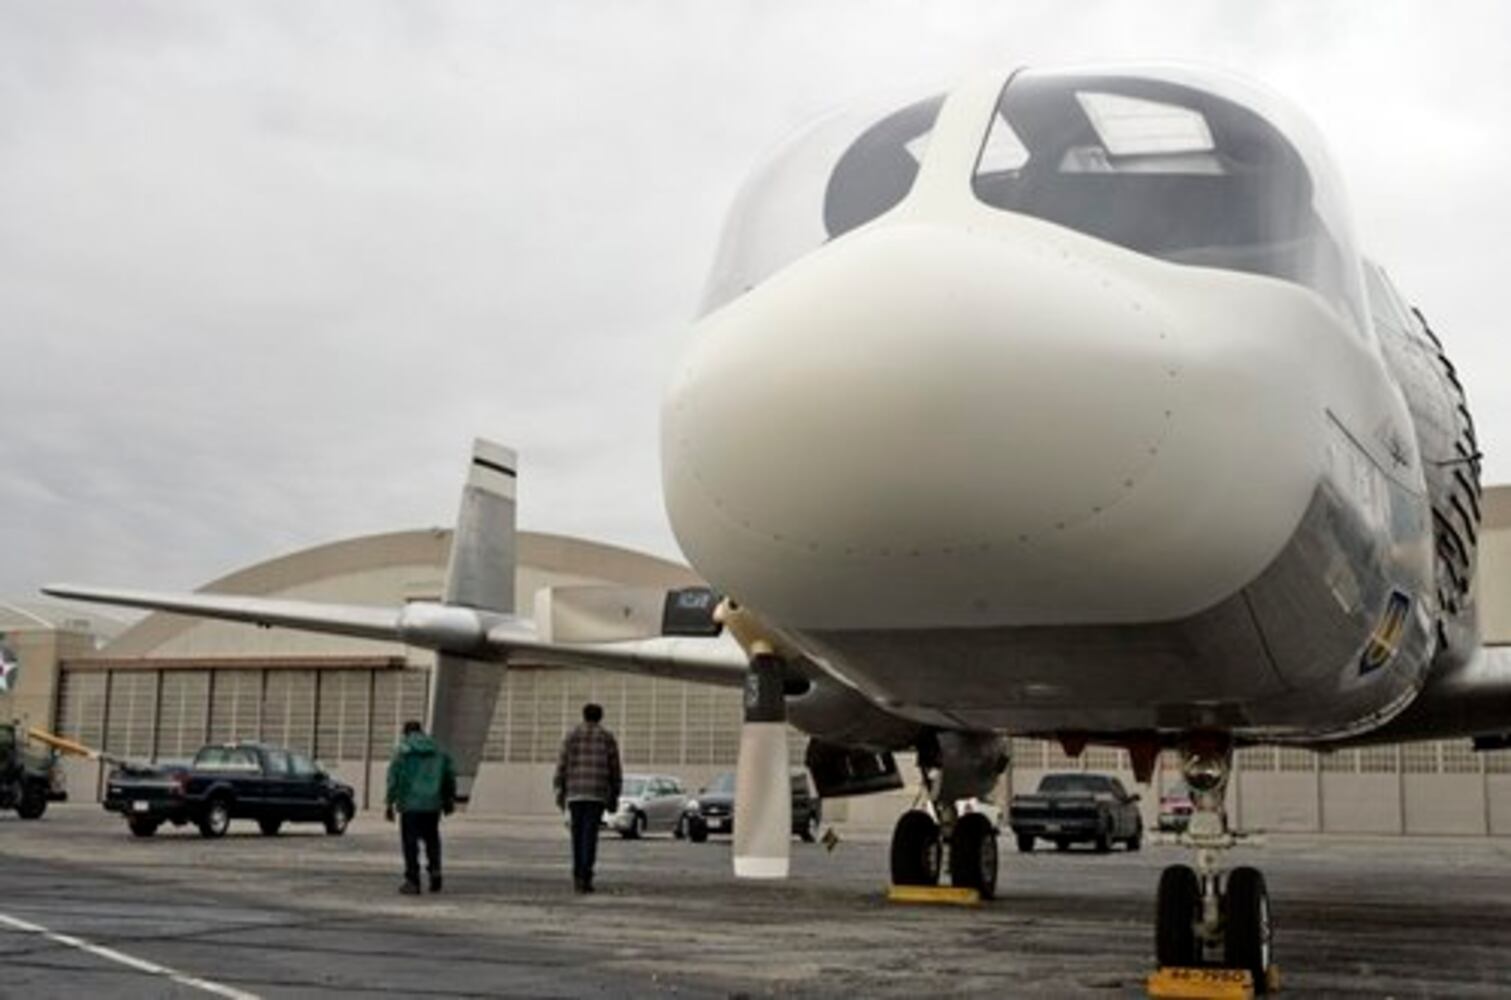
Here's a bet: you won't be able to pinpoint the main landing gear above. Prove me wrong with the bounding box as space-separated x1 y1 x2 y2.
888 768 999 900
1155 739 1273 992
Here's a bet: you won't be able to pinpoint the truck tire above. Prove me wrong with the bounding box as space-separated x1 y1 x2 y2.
258 818 283 836
198 797 232 838
687 814 709 843
16 783 47 820
325 798 352 836
128 817 160 838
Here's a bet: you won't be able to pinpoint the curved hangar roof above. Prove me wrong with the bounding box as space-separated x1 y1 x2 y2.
103 530 701 660
0 598 128 640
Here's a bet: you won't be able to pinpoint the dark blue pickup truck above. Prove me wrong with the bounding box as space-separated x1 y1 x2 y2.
1009 772 1143 853
104 741 356 839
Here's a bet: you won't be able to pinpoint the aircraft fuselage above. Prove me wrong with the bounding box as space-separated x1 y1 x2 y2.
663 66 1477 744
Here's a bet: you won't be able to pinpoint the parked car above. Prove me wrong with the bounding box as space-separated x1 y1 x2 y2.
681 768 822 843
1009 772 1142 853
607 773 690 839
104 741 355 839
1157 779 1195 832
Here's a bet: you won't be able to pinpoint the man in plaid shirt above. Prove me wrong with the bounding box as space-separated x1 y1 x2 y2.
554 702 622 893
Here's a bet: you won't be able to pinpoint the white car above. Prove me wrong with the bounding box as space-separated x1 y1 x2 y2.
606 773 690 839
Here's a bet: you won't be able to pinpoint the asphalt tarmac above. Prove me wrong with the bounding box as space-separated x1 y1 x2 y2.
3 805 1511 997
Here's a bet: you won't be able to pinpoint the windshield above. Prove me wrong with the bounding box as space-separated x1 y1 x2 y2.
194 746 259 772
1039 773 1108 794
622 777 647 797
708 772 736 794
700 94 944 316
973 67 1366 333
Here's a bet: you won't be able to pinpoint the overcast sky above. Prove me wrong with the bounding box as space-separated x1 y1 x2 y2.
3 1 1509 600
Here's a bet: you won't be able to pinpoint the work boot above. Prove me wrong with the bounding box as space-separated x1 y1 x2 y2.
399 880 421 895
573 877 586 894
430 873 443 893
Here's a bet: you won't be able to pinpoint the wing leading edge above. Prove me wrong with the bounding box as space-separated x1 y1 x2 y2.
40 583 747 689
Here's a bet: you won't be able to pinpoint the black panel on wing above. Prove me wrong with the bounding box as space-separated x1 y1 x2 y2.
661 587 724 638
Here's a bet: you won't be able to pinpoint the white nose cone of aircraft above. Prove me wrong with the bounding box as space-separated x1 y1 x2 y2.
664 65 1404 632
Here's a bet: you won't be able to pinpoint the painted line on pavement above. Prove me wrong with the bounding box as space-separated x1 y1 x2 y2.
0 910 261 999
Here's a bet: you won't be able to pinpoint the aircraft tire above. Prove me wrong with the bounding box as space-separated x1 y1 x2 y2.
889 810 941 886
1155 864 1201 968
1223 866 1272 993
949 813 998 899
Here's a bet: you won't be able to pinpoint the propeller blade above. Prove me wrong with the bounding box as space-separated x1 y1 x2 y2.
733 654 792 879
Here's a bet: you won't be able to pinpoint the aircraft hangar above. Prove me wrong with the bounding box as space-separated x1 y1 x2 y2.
5 486 1511 835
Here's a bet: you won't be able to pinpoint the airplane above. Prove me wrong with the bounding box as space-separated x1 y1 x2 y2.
45 62 1509 984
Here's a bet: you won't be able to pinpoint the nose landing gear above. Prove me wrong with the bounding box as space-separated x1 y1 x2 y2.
1154 739 1273 992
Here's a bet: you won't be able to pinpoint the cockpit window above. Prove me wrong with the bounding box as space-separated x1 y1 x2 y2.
700 94 943 316
1363 261 1415 338
973 70 1367 333
1075 91 1215 161
823 95 945 239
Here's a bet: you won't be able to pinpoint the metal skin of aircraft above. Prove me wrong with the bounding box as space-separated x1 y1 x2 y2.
45 65 1511 983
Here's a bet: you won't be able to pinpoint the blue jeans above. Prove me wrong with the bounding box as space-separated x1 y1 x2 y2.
568 800 605 885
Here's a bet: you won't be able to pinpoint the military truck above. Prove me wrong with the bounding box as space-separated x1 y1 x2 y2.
0 721 66 819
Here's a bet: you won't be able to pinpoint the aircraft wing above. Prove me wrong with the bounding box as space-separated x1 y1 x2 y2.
41 583 747 689
43 440 753 811
41 585 404 643
485 616 746 687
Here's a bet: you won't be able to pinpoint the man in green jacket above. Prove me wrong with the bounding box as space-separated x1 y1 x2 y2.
386 720 457 895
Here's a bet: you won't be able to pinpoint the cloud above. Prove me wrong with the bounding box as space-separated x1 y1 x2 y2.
2 1 1509 599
